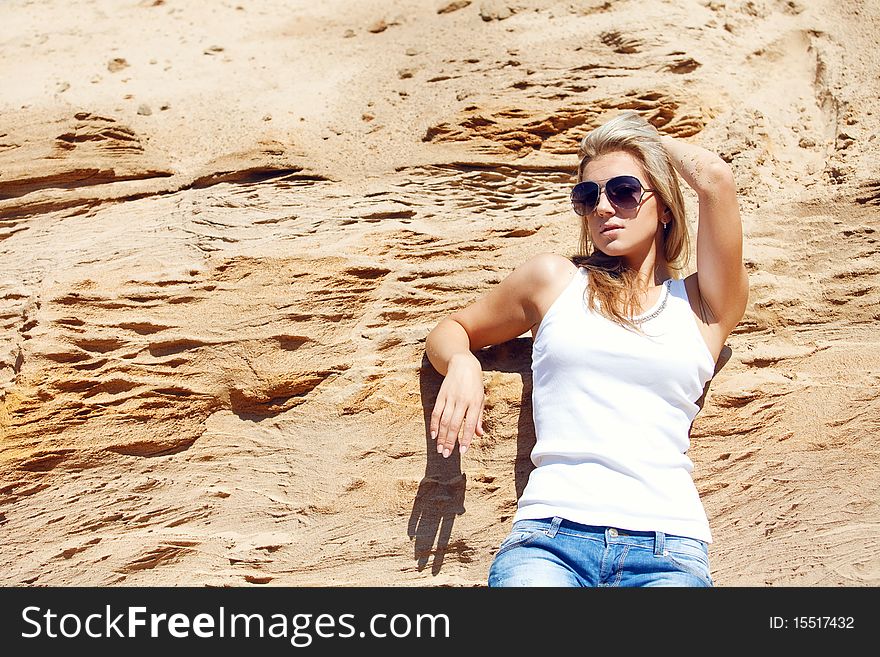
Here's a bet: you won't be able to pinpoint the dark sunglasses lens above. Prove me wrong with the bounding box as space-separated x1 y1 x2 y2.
571 182 598 215
606 176 643 209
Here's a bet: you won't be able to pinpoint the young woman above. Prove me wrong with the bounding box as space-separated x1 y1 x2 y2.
424 111 748 587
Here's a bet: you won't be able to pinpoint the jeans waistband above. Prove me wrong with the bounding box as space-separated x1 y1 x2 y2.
517 516 693 557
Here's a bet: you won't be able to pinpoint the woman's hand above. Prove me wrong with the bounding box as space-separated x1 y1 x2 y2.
430 352 485 458
658 134 731 195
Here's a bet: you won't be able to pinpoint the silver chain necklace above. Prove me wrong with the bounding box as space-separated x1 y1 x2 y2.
634 279 671 324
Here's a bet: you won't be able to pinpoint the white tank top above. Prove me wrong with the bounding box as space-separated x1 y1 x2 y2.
514 266 716 542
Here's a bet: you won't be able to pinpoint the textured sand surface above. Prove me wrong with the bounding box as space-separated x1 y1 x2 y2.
1 0 878 586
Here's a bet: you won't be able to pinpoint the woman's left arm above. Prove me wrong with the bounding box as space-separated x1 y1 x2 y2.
660 135 749 332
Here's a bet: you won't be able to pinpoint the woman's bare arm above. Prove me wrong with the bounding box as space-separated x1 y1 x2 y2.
660 135 749 333
424 253 566 458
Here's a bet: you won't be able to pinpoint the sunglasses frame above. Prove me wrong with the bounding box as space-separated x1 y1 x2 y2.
570 175 657 216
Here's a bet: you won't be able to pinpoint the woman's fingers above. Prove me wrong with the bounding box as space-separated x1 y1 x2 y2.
429 371 485 458
439 401 468 457
458 409 479 455
429 397 443 442
460 402 487 454
432 394 456 455
431 397 483 459
430 388 456 446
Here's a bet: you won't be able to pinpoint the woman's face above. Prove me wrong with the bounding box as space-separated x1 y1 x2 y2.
581 150 665 262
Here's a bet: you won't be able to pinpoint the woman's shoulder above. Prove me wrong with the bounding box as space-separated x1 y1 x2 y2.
517 254 580 323
517 252 579 285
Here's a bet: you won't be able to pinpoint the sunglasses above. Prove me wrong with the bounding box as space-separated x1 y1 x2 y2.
570 175 656 216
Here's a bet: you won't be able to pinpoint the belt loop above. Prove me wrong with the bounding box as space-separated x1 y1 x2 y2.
654 531 666 556
546 516 563 538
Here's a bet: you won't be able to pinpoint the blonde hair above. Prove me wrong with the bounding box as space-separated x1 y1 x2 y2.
572 111 690 331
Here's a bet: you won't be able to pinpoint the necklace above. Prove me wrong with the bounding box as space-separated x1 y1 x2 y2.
634 279 671 324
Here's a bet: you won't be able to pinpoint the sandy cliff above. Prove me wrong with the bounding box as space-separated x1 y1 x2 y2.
1 0 878 586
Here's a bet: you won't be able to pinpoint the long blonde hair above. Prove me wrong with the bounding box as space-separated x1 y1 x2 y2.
572 111 690 331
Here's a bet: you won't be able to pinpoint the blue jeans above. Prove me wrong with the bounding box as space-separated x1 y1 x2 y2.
488 516 713 587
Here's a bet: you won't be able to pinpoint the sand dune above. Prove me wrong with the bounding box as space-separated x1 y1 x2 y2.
1 0 878 586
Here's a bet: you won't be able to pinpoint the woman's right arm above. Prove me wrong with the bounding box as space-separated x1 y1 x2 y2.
425 252 567 458
425 321 486 458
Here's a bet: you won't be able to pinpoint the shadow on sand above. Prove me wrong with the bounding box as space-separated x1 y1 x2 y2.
409 337 535 577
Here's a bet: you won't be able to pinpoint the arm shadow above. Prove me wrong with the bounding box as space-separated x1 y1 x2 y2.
410 337 535 577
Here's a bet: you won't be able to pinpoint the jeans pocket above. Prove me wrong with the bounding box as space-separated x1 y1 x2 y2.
494 525 547 557
661 548 713 587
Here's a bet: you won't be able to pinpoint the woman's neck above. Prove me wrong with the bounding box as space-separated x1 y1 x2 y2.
624 245 670 289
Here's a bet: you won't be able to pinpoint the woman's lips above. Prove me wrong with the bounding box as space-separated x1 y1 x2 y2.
601 224 624 233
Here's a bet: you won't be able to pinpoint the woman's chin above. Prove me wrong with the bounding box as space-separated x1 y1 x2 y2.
597 242 629 257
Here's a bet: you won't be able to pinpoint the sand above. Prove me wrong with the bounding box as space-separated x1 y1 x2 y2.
1 0 878 586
